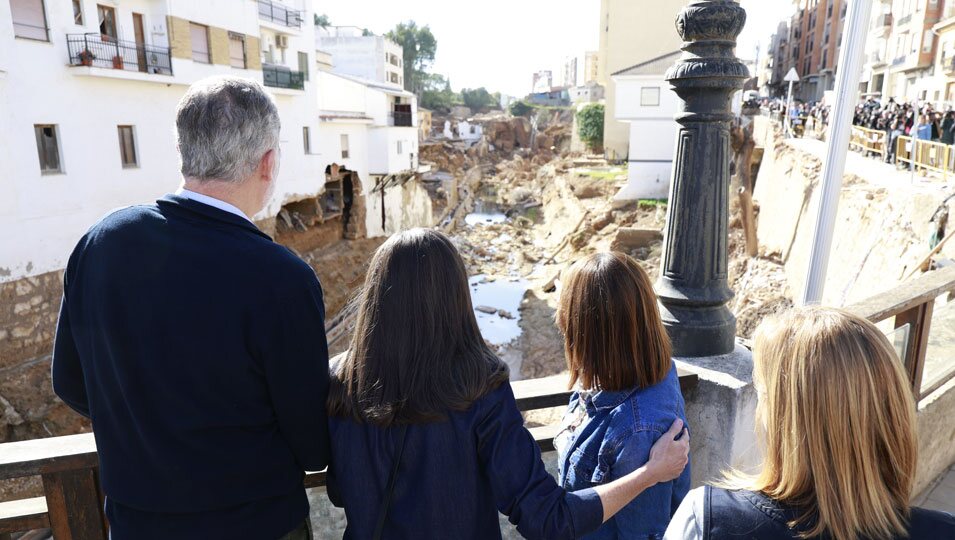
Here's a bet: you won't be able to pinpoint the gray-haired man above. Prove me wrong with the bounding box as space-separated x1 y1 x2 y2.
52 76 327 539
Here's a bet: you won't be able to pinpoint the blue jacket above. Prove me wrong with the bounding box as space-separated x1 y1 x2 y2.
557 364 690 540
51 195 330 539
327 382 604 540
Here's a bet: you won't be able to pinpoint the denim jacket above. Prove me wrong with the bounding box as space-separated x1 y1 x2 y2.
557 364 691 540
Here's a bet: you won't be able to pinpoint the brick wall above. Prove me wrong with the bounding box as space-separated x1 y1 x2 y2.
209 27 230 66
246 36 262 71
167 16 192 60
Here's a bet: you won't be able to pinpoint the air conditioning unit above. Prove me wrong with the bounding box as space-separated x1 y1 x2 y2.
276 35 288 49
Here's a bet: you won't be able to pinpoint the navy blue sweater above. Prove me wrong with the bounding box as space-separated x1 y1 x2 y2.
52 194 330 539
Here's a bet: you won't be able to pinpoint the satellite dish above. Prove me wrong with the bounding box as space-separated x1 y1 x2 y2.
784 68 800 82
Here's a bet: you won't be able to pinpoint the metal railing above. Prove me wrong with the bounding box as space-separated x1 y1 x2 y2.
848 125 887 160
895 135 955 180
66 33 172 76
262 64 305 90
257 0 302 28
390 111 413 127
0 371 700 536
848 266 955 401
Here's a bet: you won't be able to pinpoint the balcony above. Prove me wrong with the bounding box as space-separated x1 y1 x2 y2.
66 33 172 76
390 110 413 127
258 0 302 28
262 64 305 90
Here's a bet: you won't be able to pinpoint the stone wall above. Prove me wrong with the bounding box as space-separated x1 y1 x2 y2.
0 271 90 443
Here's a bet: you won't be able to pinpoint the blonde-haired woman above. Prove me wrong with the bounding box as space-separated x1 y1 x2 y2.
665 307 955 540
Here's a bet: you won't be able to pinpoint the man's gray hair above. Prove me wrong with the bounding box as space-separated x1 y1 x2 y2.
176 76 281 182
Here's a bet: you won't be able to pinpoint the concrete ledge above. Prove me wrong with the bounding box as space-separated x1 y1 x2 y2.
676 343 760 486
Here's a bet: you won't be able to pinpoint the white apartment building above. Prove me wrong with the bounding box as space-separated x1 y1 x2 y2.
0 0 429 287
610 51 682 202
315 26 403 88
314 70 429 238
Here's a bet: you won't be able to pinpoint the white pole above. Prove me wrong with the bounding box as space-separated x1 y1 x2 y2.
785 80 794 136
801 0 873 305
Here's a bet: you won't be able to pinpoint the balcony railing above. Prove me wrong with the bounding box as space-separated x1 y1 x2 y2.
258 0 302 28
0 370 701 537
262 64 305 90
66 33 172 76
390 111 413 127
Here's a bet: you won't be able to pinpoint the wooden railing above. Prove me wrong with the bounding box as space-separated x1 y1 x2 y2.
896 136 955 180
848 125 887 160
847 265 955 400
0 371 699 538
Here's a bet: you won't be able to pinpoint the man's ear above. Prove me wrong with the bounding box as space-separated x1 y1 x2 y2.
259 149 277 182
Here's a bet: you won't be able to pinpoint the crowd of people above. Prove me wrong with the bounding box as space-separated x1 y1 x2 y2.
49 76 955 540
767 97 955 164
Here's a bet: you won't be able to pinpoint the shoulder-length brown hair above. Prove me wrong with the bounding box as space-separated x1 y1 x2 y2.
556 252 671 392
721 306 918 540
327 228 508 426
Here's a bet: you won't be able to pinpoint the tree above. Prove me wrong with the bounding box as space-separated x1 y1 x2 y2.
313 13 330 27
420 73 458 112
576 103 605 151
460 87 496 112
386 21 437 94
509 100 535 117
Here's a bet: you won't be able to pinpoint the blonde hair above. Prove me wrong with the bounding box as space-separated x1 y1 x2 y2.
556 252 671 391
723 306 917 540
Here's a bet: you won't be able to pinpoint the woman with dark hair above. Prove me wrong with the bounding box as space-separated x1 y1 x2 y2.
326 229 689 540
555 252 690 539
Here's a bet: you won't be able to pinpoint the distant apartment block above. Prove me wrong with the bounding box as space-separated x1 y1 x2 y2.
315 26 404 88
584 50 599 84
562 56 577 88
531 69 553 93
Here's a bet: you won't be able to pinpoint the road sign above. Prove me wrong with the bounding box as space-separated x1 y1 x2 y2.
784 67 800 83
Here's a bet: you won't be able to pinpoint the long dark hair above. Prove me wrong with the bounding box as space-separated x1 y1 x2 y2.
328 228 509 426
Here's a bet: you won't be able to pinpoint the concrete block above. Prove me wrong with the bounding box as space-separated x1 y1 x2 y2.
676 343 760 486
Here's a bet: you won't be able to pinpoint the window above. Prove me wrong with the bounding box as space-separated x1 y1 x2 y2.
34 125 62 174
303 126 311 154
341 134 350 159
640 87 661 106
11 0 49 41
228 32 246 68
298 51 309 80
190 23 210 63
72 0 83 25
396 140 403 155
117 126 138 168
97 4 116 39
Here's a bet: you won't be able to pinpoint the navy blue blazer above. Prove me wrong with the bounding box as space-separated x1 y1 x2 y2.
52 194 330 539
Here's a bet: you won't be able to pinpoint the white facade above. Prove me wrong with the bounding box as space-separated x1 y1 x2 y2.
315 27 403 88
315 70 427 238
0 0 330 283
611 71 680 202
569 82 605 103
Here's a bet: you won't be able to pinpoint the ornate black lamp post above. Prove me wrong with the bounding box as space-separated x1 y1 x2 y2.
657 0 748 357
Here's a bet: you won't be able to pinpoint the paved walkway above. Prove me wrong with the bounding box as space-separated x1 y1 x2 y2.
914 464 955 514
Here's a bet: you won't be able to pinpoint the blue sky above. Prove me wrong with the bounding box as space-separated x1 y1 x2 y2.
318 0 794 97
